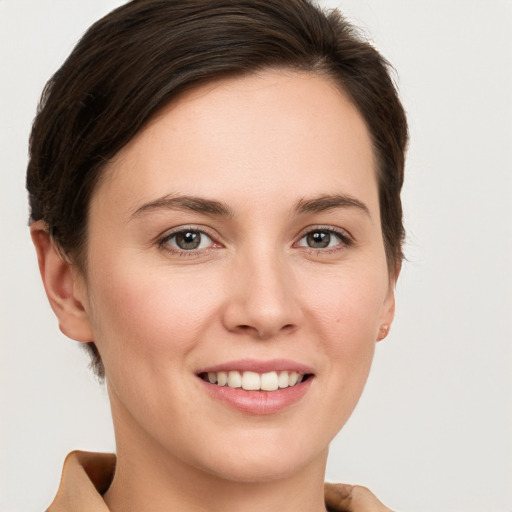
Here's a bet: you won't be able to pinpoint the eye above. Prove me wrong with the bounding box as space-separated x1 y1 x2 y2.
161 229 214 252
296 228 351 250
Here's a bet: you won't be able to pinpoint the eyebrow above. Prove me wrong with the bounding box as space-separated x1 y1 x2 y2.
129 194 233 219
129 192 370 220
294 194 371 217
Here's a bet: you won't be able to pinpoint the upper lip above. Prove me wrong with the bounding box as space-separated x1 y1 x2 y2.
196 358 315 375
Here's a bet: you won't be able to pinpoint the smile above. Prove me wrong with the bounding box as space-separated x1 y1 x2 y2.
199 370 308 391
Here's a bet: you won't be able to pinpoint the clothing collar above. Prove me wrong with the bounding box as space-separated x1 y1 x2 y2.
47 450 347 512
47 451 114 512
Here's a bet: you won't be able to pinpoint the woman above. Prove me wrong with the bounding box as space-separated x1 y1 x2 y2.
27 0 407 510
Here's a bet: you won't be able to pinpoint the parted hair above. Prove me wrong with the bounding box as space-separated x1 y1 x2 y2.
26 0 408 378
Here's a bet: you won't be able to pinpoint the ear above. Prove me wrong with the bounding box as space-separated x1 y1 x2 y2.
377 261 401 342
30 220 93 343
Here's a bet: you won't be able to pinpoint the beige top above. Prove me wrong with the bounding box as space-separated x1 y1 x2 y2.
45 450 355 512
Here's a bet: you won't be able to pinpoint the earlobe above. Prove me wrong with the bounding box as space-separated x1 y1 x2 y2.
377 323 390 341
377 295 394 342
377 266 400 342
30 221 93 343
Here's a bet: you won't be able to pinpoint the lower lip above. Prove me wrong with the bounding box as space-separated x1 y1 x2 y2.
199 377 313 415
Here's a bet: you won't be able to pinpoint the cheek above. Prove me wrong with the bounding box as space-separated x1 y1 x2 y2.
304 262 387 346
85 261 221 369
301 264 387 415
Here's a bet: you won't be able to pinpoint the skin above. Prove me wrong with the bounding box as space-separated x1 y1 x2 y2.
32 69 396 512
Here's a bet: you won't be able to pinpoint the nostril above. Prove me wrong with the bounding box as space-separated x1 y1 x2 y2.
234 323 296 338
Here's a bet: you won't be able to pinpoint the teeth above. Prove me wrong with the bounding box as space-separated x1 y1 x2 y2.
260 371 278 391
278 371 289 388
203 370 306 391
242 371 260 390
217 371 228 386
228 370 242 388
288 371 299 386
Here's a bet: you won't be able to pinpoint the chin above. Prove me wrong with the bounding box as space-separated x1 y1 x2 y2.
202 455 311 483
189 431 329 483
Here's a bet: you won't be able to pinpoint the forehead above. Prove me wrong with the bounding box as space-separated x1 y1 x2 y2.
94 69 377 218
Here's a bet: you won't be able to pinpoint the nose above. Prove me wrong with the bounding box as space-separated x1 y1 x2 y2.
221 248 302 340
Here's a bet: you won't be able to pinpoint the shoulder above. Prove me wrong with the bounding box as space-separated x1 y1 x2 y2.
324 482 394 512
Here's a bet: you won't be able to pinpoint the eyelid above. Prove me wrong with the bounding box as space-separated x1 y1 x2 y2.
156 224 353 256
293 225 354 250
158 225 222 254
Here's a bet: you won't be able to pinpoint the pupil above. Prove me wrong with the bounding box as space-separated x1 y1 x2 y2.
176 231 200 250
307 231 330 248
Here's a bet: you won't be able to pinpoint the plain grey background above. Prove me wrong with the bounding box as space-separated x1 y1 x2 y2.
1 1 511 511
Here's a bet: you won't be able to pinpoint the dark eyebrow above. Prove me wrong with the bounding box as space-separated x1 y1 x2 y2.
294 194 371 217
130 193 369 220
129 194 233 219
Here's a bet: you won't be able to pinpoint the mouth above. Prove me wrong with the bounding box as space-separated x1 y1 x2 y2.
198 370 313 391
196 359 315 414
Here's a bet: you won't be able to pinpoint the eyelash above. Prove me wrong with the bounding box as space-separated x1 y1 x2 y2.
158 226 219 257
158 225 353 257
295 226 354 254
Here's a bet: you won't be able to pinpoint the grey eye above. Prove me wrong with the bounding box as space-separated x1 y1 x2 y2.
297 229 347 250
306 231 331 248
164 230 213 251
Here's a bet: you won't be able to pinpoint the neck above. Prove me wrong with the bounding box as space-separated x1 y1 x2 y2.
104 406 329 512
105 452 328 512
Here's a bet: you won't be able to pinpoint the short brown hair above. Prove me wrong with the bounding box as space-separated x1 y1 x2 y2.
27 0 408 378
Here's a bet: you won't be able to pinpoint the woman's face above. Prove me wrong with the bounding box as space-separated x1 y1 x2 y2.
75 69 395 481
